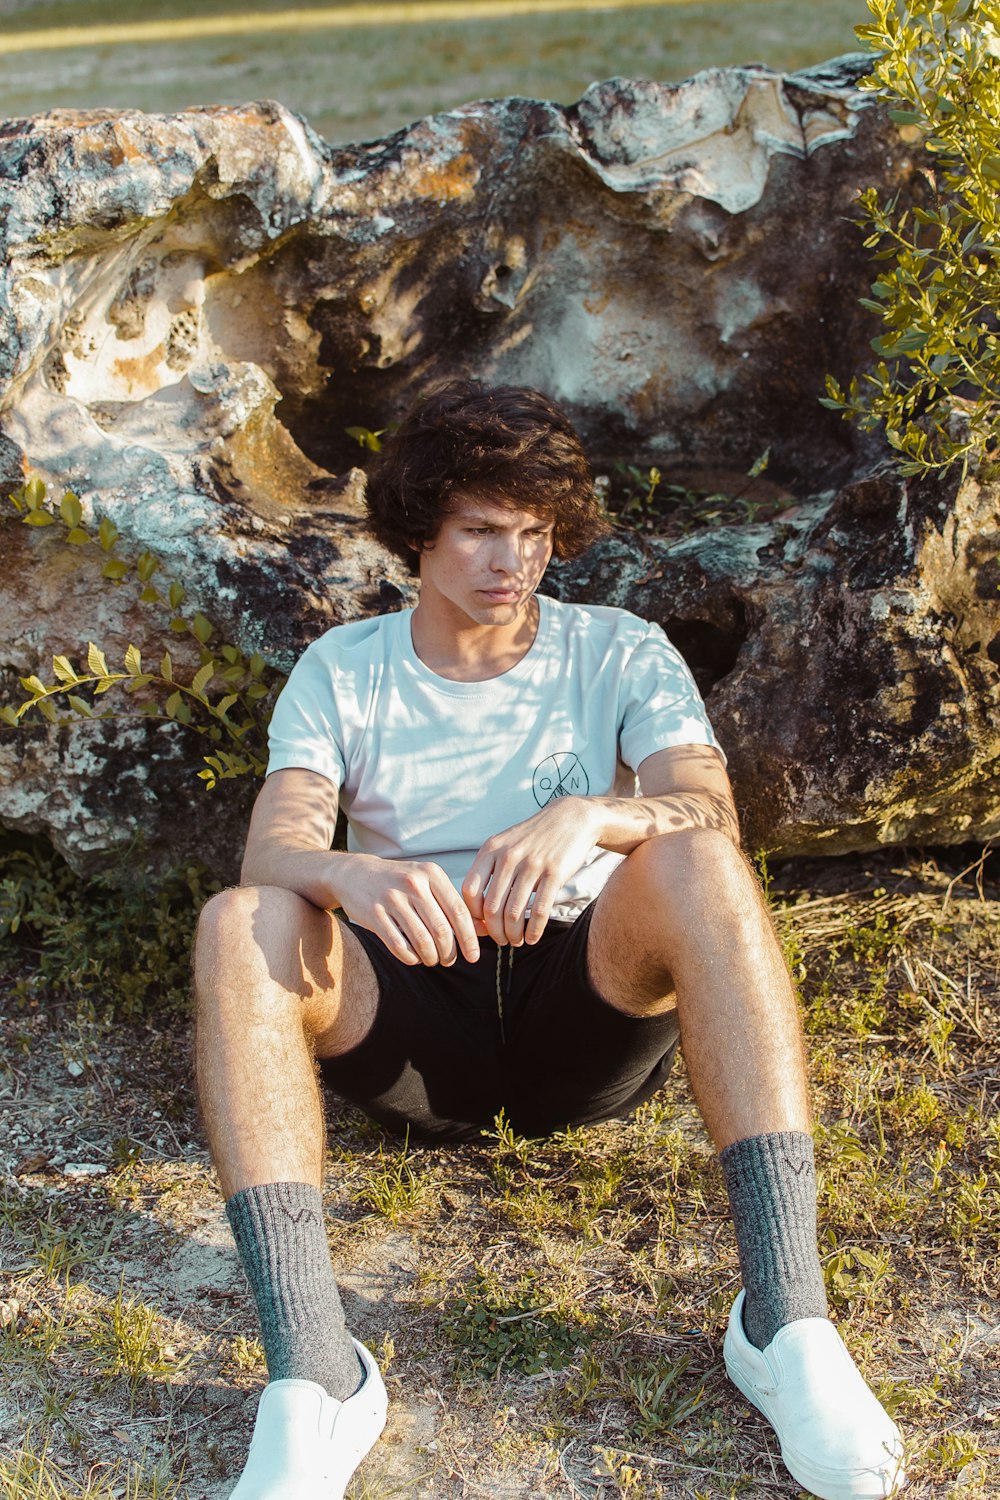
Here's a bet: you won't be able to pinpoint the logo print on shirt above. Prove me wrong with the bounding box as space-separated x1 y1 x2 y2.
532 752 590 806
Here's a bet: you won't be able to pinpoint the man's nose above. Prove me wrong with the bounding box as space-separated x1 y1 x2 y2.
491 535 523 572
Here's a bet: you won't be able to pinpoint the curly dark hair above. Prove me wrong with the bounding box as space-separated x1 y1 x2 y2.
364 379 609 570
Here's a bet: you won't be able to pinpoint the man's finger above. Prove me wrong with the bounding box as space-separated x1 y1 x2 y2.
462 865 485 911
421 867 479 964
524 874 558 944
441 895 481 964
372 912 423 967
500 869 540 946
384 889 452 967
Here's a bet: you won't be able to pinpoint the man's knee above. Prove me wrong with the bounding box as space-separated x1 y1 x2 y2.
615 828 765 940
623 826 748 893
194 885 314 992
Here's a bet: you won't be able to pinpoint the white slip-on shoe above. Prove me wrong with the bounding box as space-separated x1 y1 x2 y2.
229 1339 388 1500
724 1291 905 1500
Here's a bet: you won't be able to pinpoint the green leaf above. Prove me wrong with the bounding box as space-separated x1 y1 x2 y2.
345 425 383 452
221 644 242 665
93 676 119 694
168 582 185 609
140 585 162 604
161 652 174 682
0 705 19 727
890 330 932 354
101 559 129 581
191 612 213 645
24 477 46 508
191 661 215 697
165 691 182 719
215 694 239 717
51 655 76 683
98 516 120 552
20 675 47 697
124 644 142 676
66 694 93 718
87 642 109 677
249 653 265 679
748 447 771 478
23 510 54 527
169 616 188 634
888 108 923 125
65 527 91 546
36 698 57 723
136 550 158 581
59 491 82 528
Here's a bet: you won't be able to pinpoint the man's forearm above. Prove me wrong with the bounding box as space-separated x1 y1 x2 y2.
240 842 355 911
588 790 741 854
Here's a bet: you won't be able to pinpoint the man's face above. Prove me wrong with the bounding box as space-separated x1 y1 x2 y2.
417 496 555 630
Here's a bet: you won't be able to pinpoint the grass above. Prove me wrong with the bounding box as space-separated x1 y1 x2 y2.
0 837 997 1497
0 1434 181 1499
0 0 865 147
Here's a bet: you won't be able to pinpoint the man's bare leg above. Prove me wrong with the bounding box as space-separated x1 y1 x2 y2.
586 830 904 1500
195 883 378 1194
587 826 821 1346
194 884 380 1403
587 828 809 1142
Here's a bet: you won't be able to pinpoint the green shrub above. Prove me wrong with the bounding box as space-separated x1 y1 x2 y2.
2 478 282 787
440 1265 588 1378
823 0 1000 473
0 834 213 1022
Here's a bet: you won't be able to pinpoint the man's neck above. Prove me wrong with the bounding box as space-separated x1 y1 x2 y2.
410 596 540 682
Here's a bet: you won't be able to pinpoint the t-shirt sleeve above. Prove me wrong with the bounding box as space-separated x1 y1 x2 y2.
265 644 346 788
617 623 725 771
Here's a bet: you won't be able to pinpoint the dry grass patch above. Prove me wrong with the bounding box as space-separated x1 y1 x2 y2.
0 843 997 1497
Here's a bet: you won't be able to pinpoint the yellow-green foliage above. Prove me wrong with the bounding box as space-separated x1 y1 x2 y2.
823 0 1000 472
3 478 282 786
0 835 212 1021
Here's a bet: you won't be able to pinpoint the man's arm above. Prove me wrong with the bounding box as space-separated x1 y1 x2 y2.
241 768 480 966
593 742 739 851
462 744 738 947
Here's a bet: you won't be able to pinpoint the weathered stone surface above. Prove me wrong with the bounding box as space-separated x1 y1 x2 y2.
1 62 996 873
550 462 1000 855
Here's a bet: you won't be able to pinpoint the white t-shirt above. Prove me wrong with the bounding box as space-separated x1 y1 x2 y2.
266 594 724 921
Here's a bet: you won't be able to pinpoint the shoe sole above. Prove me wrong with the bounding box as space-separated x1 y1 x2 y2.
724 1343 906 1500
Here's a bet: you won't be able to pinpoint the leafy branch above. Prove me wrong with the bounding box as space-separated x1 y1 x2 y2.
2 478 283 787
822 0 1000 473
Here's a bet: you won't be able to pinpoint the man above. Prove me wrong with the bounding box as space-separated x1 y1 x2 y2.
194 381 905 1500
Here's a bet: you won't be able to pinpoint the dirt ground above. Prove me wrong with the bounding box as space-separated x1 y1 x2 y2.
0 846 997 1498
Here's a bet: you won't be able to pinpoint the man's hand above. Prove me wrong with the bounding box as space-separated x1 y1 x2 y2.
334 853 481 968
462 797 604 947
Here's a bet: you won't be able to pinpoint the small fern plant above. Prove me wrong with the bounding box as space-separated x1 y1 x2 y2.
2 477 283 787
822 0 1000 474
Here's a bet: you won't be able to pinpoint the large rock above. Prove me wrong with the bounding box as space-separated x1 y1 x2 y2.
550 461 1000 854
1 61 996 874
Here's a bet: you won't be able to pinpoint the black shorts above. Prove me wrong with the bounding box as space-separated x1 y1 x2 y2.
319 903 680 1142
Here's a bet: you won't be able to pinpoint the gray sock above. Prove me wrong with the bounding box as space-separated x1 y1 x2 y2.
226 1181 363 1401
720 1131 828 1351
